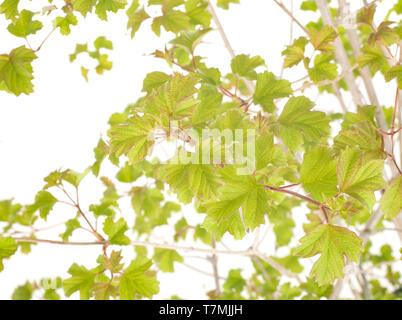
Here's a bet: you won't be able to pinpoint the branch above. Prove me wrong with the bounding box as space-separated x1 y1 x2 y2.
13 237 107 246
316 0 366 107
272 0 308 35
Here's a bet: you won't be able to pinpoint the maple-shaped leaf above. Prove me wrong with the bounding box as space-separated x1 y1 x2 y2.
0 0 19 21
7 9 43 37
153 248 183 272
277 96 330 151
308 53 338 83
308 25 337 52
384 65 402 89
126 1 150 38
334 121 384 160
26 190 57 220
231 54 265 80
217 0 239 9
98 250 124 273
185 0 211 28
201 212 246 241
95 0 127 21
59 218 80 242
108 114 155 163
63 263 97 299
103 217 131 245
204 167 270 231
71 0 97 17
294 224 363 285
146 73 199 120
356 3 376 26
170 28 211 53
253 71 292 112
301 146 338 201
0 237 17 272
380 176 402 218
142 71 170 93
282 37 308 69
53 13 78 36
151 10 190 36
160 162 221 203
337 147 386 208
357 45 389 75
0 46 37 96
119 258 159 299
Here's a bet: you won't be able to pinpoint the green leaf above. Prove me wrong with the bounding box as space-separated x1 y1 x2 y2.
202 211 246 241
95 0 127 21
7 10 43 37
217 0 239 10
0 46 37 96
116 162 142 182
380 176 402 218
152 10 191 36
308 25 337 52
185 0 211 28
356 3 376 26
160 162 221 203
223 269 246 292
98 250 124 273
59 218 81 242
26 190 57 220
294 224 363 285
0 237 17 272
231 54 265 80
0 0 19 21
0 199 21 222
92 138 110 176
146 73 199 120
103 217 131 245
337 147 386 208
153 248 183 272
94 36 113 50
334 121 384 159
72 0 97 17
126 3 150 38
205 168 269 231
300 0 317 11
170 28 212 53
253 71 292 112
357 45 388 75
53 13 78 36
301 146 338 201
142 71 170 93
108 114 155 163
191 90 224 124
308 53 338 83
63 263 97 299
277 96 330 151
282 37 308 68
119 258 159 299
12 282 34 300
384 65 402 89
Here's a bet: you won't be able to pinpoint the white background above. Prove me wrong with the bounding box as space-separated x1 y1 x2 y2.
0 0 400 299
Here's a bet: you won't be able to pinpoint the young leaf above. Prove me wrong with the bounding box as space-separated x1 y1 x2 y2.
217 0 239 10
95 0 127 21
103 217 131 245
0 237 17 272
277 96 330 151
337 147 386 208
53 13 78 36
7 10 43 37
380 176 402 218
142 71 170 93
301 146 338 201
294 225 363 285
282 37 308 68
0 46 37 96
126 3 150 38
119 258 159 299
71 0 97 17
308 53 338 83
63 264 97 299
26 190 57 220
170 28 212 53
108 114 155 163
153 248 183 272
253 71 292 112
231 54 265 80
384 65 402 89
0 0 20 21
308 25 337 52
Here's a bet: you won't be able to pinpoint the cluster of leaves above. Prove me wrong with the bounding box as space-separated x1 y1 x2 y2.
0 0 401 300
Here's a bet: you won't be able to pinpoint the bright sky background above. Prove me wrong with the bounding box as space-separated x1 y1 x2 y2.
0 0 400 299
